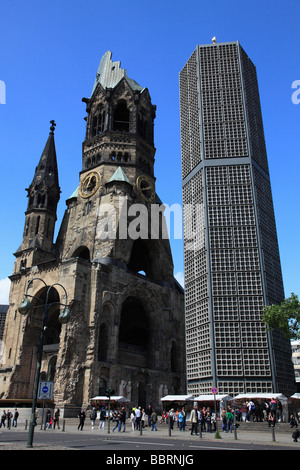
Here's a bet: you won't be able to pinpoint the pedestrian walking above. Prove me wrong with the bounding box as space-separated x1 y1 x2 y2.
90 407 97 429
12 409 19 428
221 408 227 431
135 407 141 430
270 398 277 418
151 410 158 431
54 408 60 429
0 410 6 428
226 409 234 433
168 408 175 430
178 409 185 431
141 409 146 429
206 412 212 433
199 408 206 432
190 406 198 435
112 410 121 432
99 407 106 429
211 412 217 431
130 409 136 431
119 406 126 432
246 400 255 421
45 409 52 429
6 410 12 429
78 409 86 430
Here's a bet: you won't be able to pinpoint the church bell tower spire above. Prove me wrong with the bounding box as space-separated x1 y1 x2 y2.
14 121 61 271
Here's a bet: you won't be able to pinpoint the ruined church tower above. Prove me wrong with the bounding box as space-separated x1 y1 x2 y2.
0 52 186 415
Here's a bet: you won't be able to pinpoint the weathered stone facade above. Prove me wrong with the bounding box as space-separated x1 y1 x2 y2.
0 52 186 415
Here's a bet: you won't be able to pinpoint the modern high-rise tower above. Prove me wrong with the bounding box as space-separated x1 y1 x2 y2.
179 41 296 397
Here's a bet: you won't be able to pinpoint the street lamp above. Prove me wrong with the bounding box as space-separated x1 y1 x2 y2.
105 388 114 434
18 278 71 448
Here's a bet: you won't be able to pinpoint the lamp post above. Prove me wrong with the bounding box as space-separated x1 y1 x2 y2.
105 388 114 434
18 278 71 448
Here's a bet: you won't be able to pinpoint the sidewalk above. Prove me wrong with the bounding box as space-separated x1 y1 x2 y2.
0 420 299 449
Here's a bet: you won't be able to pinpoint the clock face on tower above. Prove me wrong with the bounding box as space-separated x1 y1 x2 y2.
136 175 155 203
79 171 101 198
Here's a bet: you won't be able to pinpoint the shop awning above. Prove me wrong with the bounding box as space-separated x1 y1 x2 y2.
232 393 287 402
90 396 130 402
161 395 195 402
194 394 233 402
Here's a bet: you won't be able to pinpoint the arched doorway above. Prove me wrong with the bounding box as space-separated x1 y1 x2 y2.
22 286 62 398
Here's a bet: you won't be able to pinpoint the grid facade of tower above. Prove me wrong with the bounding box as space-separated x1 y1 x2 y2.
180 41 296 397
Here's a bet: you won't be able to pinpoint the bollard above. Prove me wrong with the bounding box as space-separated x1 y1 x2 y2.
25 419 28 430
234 423 237 440
271 425 276 442
62 419 65 432
168 415 172 436
140 422 143 435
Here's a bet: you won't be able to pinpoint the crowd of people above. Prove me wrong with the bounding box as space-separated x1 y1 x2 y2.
0 409 19 428
189 405 219 434
239 398 283 423
3 397 300 435
0 407 61 430
80 404 159 432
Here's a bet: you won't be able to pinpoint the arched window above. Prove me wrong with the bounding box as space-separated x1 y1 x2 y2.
25 217 30 236
44 291 62 346
98 378 107 396
37 193 45 207
118 297 149 352
98 324 108 362
113 101 129 132
128 239 152 278
35 216 40 235
92 107 105 136
47 355 57 381
72 246 90 261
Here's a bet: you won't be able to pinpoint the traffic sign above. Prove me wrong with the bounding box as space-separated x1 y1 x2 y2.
211 387 218 394
38 381 54 400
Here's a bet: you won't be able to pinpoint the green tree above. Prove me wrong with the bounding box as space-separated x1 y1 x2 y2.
263 293 300 340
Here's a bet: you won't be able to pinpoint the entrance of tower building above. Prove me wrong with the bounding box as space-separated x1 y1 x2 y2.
118 296 149 368
21 286 61 398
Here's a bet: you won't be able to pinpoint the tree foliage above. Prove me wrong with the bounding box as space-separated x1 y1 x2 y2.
262 293 300 340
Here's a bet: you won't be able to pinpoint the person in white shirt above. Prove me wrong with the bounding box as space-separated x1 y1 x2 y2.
135 406 141 430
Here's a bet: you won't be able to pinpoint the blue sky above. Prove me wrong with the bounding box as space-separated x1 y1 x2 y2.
0 0 299 303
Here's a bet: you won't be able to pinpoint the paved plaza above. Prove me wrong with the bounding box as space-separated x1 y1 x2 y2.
0 419 299 450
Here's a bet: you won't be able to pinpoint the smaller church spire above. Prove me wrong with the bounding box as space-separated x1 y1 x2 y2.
17 121 61 258
31 121 59 192
26 121 60 215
